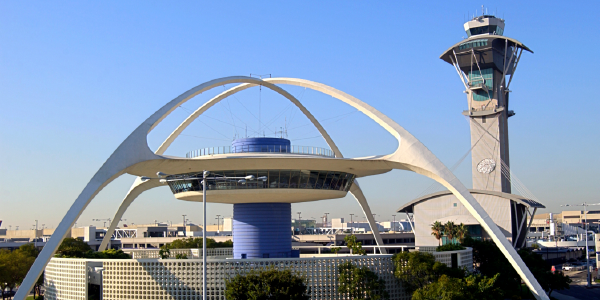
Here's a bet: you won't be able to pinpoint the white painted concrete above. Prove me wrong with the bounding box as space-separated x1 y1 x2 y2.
18 76 547 300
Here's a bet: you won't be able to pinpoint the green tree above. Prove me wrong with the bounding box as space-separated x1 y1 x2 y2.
412 274 502 300
392 251 464 293
461 237 571 297
0 247 36 296
338 261 389 300
165 237 233 249
431 221 443 246
454 223 469 244
518 248 571 297
55 237 92 257
95 249 131 259
344 235 366 255
225 268 309 300
461 237 519 292
159 245 170 259
0 249 13 296
443 221 456 244
14 244 44 298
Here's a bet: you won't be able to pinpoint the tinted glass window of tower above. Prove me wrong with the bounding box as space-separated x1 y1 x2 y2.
466 25 503 37
459 39 488 50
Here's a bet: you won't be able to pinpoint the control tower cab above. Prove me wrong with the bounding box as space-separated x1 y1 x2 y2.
464 14 505 37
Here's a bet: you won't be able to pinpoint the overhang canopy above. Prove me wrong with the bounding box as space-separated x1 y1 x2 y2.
397 189 545 213
440 35 533 65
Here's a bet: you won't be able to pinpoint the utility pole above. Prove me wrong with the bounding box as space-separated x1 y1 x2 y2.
34 220 38 248
297 212 302 235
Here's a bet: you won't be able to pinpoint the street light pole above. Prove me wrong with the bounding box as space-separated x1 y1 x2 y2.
202 170 208 300
297 212 302 235
34 220 38 248
584 208 590 288
561 202 600 288
147 170 266 300
216 215 221 232
350 214 354 234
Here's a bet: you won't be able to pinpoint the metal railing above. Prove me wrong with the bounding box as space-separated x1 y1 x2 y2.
124 248 233 259
186 145 335 158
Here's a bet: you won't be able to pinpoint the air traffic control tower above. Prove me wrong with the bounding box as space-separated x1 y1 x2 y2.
399 12 545 249
439 13 532 192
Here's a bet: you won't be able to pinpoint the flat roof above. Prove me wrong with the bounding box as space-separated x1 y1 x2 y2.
397 189 545 213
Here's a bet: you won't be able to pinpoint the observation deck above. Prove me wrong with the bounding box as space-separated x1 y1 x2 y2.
169 137 354 204
186 144 335 158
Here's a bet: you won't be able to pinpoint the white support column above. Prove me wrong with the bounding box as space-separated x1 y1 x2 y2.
405 212 416 233
521 207 537 249
99 178 161 251
349 182 386 254
515 205 528 248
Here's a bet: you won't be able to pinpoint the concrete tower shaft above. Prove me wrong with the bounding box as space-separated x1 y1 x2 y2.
440 14 533 193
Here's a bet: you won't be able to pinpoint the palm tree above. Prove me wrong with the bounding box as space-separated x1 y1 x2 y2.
455 223 469 243
431 221 443 246
444 221 456 244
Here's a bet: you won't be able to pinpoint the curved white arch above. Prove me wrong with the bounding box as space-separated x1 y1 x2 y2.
98 178 161 251
18 76 547 300
263 77 547 299
16 76 286 299
100 81 386 253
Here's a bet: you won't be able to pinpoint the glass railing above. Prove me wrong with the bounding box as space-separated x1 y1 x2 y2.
186 145 335 158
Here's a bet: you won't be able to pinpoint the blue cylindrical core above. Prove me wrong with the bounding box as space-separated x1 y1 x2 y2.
231 137 291 153
233 203 291 259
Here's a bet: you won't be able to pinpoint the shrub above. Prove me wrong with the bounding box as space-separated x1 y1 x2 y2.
436 244 465 252
392 251 465 293
338 261 389 300
225 268 309 300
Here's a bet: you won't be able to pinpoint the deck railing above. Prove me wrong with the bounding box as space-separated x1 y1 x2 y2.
186 145 335 158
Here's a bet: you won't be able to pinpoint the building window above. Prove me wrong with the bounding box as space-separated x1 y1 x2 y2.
458 38 488 50
453 203 457 207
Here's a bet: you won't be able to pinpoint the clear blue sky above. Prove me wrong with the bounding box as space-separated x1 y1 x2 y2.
1 1 599 229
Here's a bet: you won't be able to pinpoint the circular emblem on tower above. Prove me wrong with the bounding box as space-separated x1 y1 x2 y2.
477 158 496 174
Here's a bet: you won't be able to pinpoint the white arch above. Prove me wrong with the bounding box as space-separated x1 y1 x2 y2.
16 76 284 300
263 77 547 299
17 76 547 300
100 81 386 253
